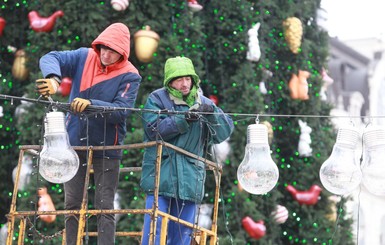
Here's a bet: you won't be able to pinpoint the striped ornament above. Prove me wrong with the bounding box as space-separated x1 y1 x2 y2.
271 205 289 224
111 0 129 11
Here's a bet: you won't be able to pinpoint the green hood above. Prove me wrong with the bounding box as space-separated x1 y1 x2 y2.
163 56 200 87
163 56 200 106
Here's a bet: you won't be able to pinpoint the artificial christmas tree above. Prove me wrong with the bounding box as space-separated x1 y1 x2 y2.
0 0 356 244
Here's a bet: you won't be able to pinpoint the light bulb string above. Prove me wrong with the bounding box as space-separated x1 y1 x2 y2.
2 94 384 120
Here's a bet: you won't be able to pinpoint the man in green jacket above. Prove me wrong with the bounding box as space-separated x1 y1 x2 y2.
140 56 234 244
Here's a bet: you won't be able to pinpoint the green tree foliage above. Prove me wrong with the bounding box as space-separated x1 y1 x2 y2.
0 0 355 244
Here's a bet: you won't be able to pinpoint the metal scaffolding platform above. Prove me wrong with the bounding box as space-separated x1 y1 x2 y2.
7 141 222 245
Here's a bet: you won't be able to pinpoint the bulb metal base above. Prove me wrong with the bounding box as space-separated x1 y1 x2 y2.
248 124 268 144
335 125 360 148
45 111 66 134
363 126 385 148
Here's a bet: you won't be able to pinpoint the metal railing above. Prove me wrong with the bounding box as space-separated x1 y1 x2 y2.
7 141 222 245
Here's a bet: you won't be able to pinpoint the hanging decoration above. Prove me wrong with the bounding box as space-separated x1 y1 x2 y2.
58 77 72 97
0 106 3 117
242 216 266 240
0 17 6 36
319 125 362 195
196 203 213 229
209 95 218 105
298 119 313 157
361 125 385 196
12 154 33 191
15 94 33 123
259 80 267 94
211 137 231 165
187 0 203 12
193 203 213 244
282 17 303 54
271 204 289 224
0 223 7 245
114 192 123 222
39 111 80 184
246 22 261 62
111 0 129 11
288 70 310 100
237 122 279 195
325 195 340 222
286 184 322 206
28 10 64 33
320 68 334 101
134 25 160 63
12 49 29 81
37 187 56 223
7 45 17 53
259 69 273 95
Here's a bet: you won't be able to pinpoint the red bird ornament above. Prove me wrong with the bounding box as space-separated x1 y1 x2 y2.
28 10 64 33
286 184 322 205
0 17 6 36
242 216 266 240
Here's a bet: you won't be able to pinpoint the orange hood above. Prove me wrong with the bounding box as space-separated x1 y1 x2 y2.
91 23 131 60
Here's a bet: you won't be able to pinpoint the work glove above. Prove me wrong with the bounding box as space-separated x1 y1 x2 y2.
185 111 200 122
70 98 91 113
35 78 60 97
185 104 214 122
196 104 214 113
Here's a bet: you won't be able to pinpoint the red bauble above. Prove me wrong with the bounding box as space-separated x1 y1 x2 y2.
28 10 64 33
0 17 6 36
209 95 218 105
286 184 322 205
58 77 72 97
242 216 266 240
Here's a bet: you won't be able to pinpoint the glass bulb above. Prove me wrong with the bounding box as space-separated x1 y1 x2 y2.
237 123 279 195
39 111 79 184
319 126 362 195
361 126 385 196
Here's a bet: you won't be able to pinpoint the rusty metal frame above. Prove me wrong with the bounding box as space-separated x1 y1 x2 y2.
6 141 222 245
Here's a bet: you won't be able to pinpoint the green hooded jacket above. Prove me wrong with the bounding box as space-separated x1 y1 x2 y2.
140 57 234 203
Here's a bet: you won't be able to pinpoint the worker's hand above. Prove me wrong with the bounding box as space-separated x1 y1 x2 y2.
185 111 200 122
196 104 214 113
70 98 91 113
35 78 60 97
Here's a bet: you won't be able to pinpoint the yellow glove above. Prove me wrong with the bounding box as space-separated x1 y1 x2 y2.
71 98 91 113
36 78 60 97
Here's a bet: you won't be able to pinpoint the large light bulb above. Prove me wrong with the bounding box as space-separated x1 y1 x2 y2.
39 111 79 184
319 126 362 195
237 123 279 195
361 126 385 196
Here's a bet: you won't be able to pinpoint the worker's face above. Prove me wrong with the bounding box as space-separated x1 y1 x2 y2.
170 76 193 95
100 47 121 66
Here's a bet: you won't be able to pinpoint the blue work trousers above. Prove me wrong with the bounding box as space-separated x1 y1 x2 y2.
141 195 197 245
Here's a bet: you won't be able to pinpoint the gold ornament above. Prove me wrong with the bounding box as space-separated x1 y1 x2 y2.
283 17 303 54
12 49 29 81
134 25 160 63
325 195 340 222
